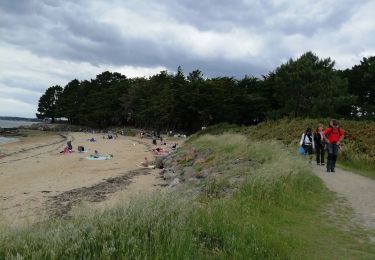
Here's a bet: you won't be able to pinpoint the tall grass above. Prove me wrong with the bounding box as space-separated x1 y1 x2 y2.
197 119 375 178
1 134 374 259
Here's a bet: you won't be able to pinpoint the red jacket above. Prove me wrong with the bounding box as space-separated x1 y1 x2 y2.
324 127 344 144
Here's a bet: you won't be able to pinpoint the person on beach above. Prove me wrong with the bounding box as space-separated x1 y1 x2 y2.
324 119 344 172
300 127 314 162
313 124 326 165
67 141 72 150
141 157 149 167
91 150 100 158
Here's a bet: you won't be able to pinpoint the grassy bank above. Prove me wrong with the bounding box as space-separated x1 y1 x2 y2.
198 119 375 179
1 134 374 259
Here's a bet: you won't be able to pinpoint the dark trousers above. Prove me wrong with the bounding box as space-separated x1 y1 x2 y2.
327 143 339 171
303 144 313 162
302 144 313 155
315 145 325 164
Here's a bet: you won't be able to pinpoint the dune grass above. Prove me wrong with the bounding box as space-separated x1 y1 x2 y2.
197 119 375 179
1 134 374 259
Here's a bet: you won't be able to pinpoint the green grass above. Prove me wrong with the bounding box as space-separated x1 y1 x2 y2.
0 134 374 259
197 119 375 179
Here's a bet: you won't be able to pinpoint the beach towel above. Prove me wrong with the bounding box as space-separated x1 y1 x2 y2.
137 164 156 169
60 150 75 155
86 156 112 160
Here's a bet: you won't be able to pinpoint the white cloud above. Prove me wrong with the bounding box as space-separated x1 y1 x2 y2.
97 3 264 61
0 97 36 118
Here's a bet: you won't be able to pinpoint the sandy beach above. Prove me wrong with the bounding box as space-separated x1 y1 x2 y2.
0 131 171 226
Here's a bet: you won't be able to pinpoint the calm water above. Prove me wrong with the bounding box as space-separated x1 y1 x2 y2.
0 119 33 128
0 120 33 145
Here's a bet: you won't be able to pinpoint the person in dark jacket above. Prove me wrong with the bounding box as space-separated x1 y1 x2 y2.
313 124 326 165
67 140 72 150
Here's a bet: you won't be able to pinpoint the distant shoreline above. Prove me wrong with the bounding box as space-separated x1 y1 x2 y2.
0 120 36 145
0 116 40 122
0 119 35 129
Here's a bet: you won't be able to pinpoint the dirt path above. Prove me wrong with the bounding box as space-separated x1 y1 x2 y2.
313 164 375 230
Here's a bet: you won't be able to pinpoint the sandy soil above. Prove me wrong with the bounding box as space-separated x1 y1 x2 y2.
0 131 174 226
313 164 375 230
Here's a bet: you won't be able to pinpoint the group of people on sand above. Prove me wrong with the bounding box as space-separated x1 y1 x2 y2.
300 119 344 172
137 131 180 169
60 138 113 159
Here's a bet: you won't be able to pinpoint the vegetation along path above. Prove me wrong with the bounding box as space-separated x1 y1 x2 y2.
313 164 375 230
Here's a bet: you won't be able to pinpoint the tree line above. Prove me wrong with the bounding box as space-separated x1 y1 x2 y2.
36 51 375 132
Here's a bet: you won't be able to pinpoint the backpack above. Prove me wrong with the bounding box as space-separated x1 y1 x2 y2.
302 133 312 146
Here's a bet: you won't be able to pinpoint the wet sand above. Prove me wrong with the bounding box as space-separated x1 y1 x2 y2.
0 131 171 226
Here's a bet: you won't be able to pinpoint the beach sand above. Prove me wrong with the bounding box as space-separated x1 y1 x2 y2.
0 131 173 226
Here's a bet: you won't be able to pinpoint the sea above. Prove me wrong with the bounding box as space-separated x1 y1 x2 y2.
0 120 33 145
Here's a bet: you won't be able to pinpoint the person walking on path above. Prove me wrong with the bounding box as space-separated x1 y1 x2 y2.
324 119 344 172
313 124 326 166
300 127 315 162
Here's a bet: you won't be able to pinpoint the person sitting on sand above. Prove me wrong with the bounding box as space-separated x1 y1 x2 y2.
153 147 168 153
141 157 149 167
91 150 100 158
153 147 169 156
67 141 72 150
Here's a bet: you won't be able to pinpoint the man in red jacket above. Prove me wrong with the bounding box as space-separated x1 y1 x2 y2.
324 119 344 172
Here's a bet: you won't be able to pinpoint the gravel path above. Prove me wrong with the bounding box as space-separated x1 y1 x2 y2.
313 164 375 230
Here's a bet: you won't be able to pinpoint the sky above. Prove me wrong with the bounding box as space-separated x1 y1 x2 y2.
1 0 374 118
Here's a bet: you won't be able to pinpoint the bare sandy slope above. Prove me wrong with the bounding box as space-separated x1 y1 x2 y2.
313 164 375 230
0 131 170 226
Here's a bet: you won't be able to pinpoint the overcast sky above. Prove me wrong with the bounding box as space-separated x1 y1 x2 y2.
1 0 374 118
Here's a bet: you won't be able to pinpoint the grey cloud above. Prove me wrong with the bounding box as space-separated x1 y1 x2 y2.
0 0 373 80
165 0 366 37
0 0 39 15
0 0 282 78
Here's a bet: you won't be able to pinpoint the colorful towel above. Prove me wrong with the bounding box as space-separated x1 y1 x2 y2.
86 156 112 160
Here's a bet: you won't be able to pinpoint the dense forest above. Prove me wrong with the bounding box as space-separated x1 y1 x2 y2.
36 52 375 132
